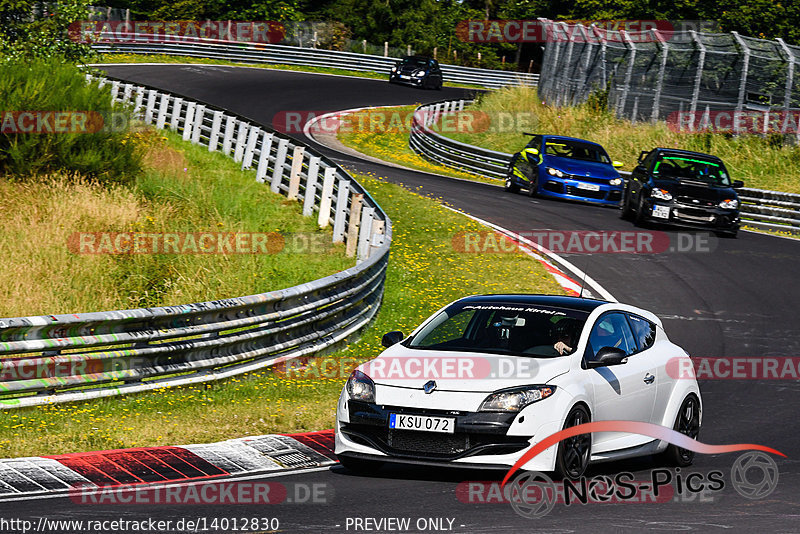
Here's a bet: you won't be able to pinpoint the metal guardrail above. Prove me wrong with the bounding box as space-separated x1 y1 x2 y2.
410 100 800 234
90 34 539 89
0 76 392 408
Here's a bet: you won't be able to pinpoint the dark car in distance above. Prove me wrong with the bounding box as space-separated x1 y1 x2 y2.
621 148 743 237
389 56 443 90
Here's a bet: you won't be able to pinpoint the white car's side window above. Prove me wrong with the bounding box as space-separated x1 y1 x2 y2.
628 314 657 352
588 313 637 358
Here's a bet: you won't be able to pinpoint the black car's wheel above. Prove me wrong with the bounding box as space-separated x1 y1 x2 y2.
338 455 383 474
436 81 443 90
554 405 591 479
633 191 648 227
663 395 701 467
621 186 635 220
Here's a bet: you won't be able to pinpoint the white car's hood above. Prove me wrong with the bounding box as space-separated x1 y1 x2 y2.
360 345 570 393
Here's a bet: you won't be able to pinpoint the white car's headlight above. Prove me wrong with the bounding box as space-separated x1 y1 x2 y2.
719 198 739 209
478 386 556 412
650 188 673 201
346 370 375 403
609 178 622 186
546 167 564 178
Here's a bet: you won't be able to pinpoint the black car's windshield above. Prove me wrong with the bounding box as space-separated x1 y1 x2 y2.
653 155 731 186
544 140 611 164
407 302 589 358
401 57 428 68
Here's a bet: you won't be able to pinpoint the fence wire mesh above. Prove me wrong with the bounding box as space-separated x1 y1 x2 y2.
538 20 800 134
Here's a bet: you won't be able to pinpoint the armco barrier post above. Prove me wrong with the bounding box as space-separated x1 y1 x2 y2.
256 131 273 183
317 167 336 227
209 110 223 151
182 101 196 141
233 122 248 162
303 156 321 216
287 146 305 200
333 180 350 243
242 124 260 169
191 105 206 144
346 193 363 257
357 207 375 261
144 90 157 123
271 138 290 192
222 116 235 155
156 93 168 129
170 98 183 130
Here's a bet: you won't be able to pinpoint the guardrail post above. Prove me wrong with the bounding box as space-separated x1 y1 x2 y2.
233 122 248 162
191 105 206 144
357 206 375 260
156 93 168 129
256 131 274 183
110 80 120 103
170 98 183 130
302 156 321 215
144 90 157 124
332 180 350 242
134 86 145 116
182 101 196 141
123 83 133 103
287 146 305 199
209 110 223 151
222 116 235 155
370 219 386 255
317 167 336 227
271 138 290 192
345 193 363 257
242 125 261 169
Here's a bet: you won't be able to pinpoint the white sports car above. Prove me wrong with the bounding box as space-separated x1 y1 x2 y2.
335 294 701 478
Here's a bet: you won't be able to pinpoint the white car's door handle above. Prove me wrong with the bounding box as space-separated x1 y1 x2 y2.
643 373 655 384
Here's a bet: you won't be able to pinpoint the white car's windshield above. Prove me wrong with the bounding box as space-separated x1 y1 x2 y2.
407 302 589 357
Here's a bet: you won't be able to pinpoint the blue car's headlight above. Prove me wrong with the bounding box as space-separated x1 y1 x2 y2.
719 199 739 210
346 370 375 403
546 167 564 178
650 188 673 201
478 386 556 412
609 178 623 186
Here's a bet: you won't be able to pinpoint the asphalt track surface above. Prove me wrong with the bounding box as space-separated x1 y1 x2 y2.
3 64 798 532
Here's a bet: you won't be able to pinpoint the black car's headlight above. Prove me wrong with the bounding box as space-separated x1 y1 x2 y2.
391 66 397 73
413 71 426 77
478 386 556 412
546 167 564 178
650 188 673 201
719 198 739 210
346 370 375 403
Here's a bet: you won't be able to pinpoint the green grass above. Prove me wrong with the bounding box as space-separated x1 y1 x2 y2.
95 53 485 89
336 105 497 183
442 86 800 194
0 128 350 317
0 170 565 457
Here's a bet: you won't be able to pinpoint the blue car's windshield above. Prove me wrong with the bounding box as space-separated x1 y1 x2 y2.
545 140 611 164
407 302 589 358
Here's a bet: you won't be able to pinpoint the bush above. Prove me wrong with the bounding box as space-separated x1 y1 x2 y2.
0 59 142 182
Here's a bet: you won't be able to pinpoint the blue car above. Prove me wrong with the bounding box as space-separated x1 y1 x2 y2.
504 134 624 206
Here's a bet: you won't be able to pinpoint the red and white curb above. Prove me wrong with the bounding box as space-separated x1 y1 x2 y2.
0 430 335 499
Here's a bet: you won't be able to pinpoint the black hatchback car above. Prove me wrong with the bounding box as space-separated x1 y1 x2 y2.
389 56 443 90
621 148 743 237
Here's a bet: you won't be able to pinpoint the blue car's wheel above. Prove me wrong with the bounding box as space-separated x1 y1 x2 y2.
527 172 539 197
